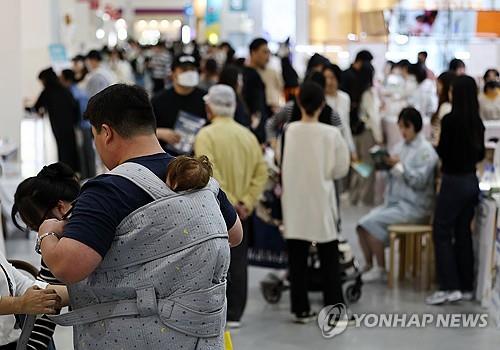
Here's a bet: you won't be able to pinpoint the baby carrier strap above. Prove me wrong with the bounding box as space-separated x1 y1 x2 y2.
108 162 175 200
49 282 227 338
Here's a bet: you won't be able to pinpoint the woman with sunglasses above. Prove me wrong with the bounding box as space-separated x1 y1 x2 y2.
10 162 78 350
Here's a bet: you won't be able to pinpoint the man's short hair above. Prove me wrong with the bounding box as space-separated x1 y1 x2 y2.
84 84 157 138
449 58 465 72
87 50 102 62
418 51 428 59
61 69 76 83
249 38 268 53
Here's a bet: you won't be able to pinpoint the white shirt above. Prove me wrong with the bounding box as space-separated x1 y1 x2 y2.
409 79 438 119
0 254 47 346
431 102 452 146
110 60 135 85
479 93 500 121
282 122 350 243
326 91 356 153
257 67 284 109
360 88 383 144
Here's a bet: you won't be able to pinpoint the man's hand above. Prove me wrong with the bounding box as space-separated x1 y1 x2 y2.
157 128 181 144
251 113 262 130
384 155 400 168
38 219 65 238
18 286 61 315
235 202 250 221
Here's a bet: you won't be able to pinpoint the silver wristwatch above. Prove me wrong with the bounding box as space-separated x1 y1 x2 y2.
35 232 58 254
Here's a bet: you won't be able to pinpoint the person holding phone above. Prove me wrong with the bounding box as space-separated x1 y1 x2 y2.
357 108 438 282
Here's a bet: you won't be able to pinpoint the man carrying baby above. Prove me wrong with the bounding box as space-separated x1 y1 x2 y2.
36 84 243 349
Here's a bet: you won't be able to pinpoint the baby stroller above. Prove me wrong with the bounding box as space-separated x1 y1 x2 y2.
255 151 363 304
259 238 363 304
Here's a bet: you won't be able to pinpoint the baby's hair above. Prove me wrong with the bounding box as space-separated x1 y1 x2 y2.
166 155 213 192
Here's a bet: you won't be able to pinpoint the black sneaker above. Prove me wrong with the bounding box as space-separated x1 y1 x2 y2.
294 311 317 324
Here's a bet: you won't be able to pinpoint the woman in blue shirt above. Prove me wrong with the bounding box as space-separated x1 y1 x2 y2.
358 107 438 282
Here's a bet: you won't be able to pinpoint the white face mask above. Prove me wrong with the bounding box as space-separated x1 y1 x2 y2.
177 70 199 87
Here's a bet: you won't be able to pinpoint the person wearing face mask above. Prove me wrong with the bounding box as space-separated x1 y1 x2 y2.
151 54 207 155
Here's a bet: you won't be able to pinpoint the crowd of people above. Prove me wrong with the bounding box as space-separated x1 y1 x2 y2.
1 36 499 348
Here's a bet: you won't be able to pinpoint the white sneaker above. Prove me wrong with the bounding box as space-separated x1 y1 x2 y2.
362 266 386 282
461 291 474 301
426 290 463 305
293 311 317 324
226 321 242 329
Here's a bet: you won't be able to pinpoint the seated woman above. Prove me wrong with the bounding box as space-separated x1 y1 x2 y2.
11 163 76 350
357 107 438 282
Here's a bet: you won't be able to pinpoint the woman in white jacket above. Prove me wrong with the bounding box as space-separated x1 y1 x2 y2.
408 63 438 120
281 81 350 324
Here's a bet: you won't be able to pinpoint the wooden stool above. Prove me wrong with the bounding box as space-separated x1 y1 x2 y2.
388 225 434 290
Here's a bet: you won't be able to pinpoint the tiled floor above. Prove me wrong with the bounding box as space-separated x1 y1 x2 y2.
5 204 500 349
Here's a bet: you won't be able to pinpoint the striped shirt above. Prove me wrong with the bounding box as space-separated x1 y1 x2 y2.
150 52 172 80
25 260 63 350
266 100 343 141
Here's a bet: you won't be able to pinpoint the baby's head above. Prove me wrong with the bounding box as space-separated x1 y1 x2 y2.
166 155 213 192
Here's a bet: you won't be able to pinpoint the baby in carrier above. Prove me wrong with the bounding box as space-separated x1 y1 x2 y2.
166 155 214 192
166 155 242 248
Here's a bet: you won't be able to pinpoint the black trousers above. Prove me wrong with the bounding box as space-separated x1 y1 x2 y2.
286 239 345 315
52 126 80 172
226 218 250 322
433 173 479 291
77 126 96 179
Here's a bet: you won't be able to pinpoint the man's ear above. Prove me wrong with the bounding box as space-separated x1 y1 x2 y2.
205 104 212 120
101 124 114 145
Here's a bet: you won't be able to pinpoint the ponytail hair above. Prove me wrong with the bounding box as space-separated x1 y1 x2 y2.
11 162 80 231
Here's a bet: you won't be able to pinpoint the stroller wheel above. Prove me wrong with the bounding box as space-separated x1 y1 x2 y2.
345 284 362 303
261 282 283 304
260 274 284 304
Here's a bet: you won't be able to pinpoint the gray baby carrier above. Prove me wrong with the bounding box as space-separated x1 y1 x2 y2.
50 162 231 349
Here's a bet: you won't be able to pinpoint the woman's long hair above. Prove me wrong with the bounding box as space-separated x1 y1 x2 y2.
450 75 484 152
359 62 375 95
11 162 80 231
431 71 456 123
